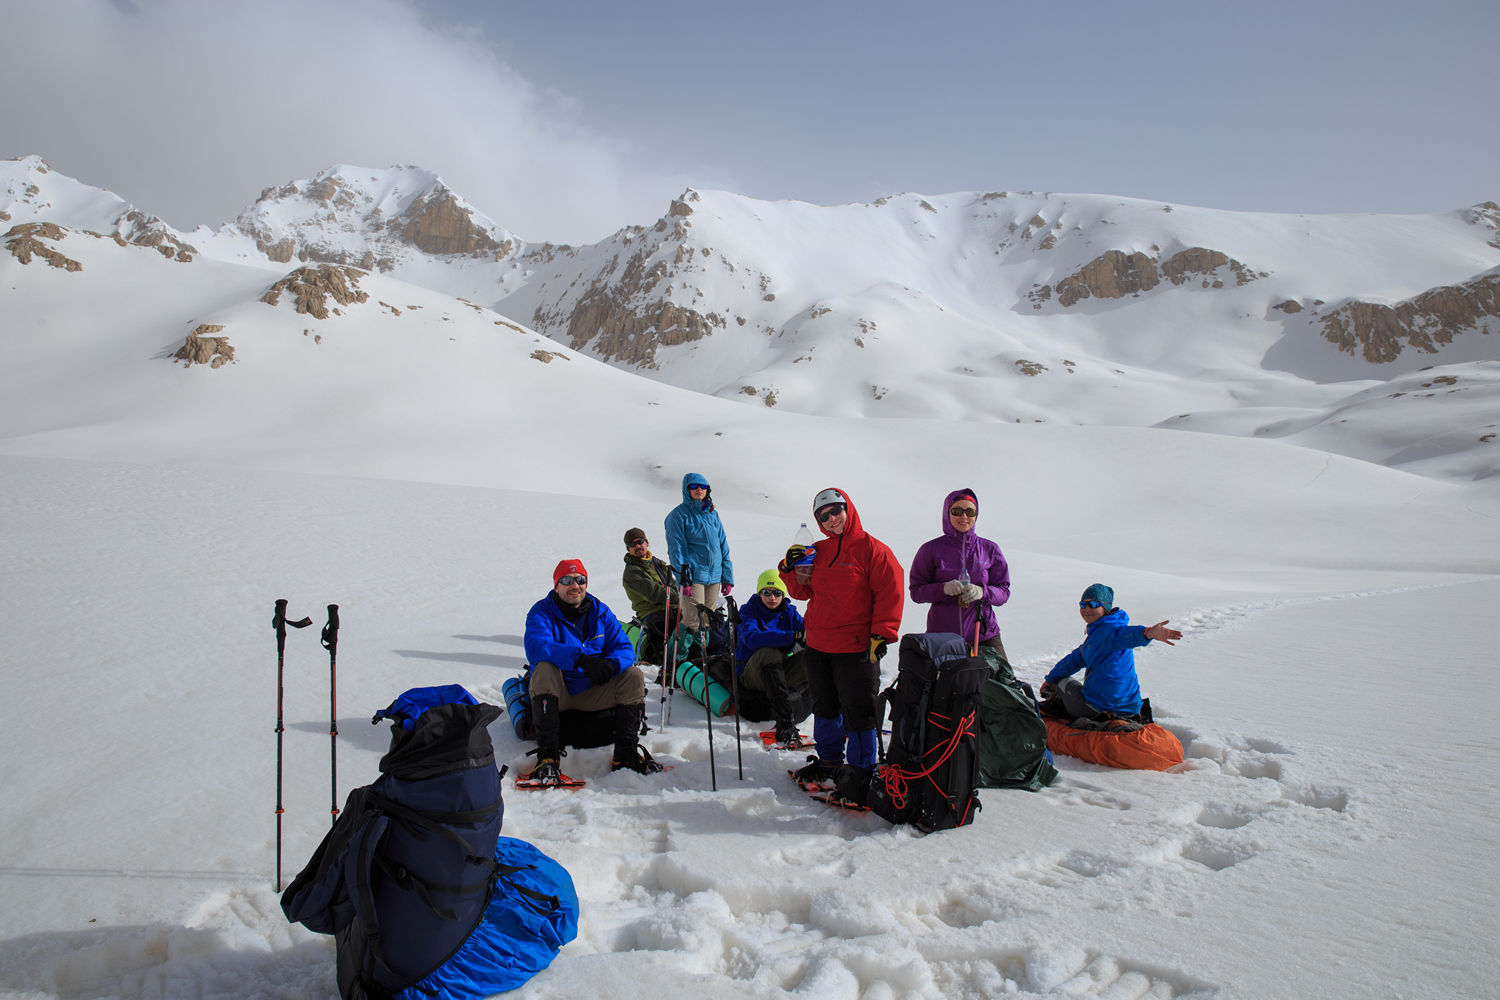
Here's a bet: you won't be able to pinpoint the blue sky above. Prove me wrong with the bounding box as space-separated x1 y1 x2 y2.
4 0 1496 243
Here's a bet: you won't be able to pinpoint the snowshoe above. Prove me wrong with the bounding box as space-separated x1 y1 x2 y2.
805 786 872 813
760 728 815 751
790 755 838 791
610 743 665 774
514 758 586 790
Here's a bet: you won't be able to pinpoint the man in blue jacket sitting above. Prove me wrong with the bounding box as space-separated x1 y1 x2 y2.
524 559 663 784
1040 583 1183 720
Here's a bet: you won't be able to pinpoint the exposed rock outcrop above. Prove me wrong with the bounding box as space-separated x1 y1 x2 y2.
260 265 369 319
117 210 196 261
398 190 506 256
174 324 234 368
1035 246 1261 307
554 289 724 366
1319 271 1500 363
1160 247 1256 287
1054 250 1159 306
5 222 82 270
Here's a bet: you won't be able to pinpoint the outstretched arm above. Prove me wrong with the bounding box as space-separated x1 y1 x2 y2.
1142 620 1182 646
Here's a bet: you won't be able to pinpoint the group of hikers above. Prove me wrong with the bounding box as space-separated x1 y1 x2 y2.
520 472 1181 800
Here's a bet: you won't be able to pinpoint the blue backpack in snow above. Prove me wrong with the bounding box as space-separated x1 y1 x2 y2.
281 685 578 999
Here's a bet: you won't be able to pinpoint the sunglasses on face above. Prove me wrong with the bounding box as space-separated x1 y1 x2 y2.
759 588 782 599
628 539 649 548
558 575 588 586
688 484 708 491
1079 600 1104 609
815 504 846 523
949 507 978 518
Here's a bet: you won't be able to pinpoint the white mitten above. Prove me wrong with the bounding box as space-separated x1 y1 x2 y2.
942 579 965 596
960 583 984 604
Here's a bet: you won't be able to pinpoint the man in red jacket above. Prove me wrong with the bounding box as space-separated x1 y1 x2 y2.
779 487 904 804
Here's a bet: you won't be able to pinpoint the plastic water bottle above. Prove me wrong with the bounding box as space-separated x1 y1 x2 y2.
793 523 816 584
957 567 971 607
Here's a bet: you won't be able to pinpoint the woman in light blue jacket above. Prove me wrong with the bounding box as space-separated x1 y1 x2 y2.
664 472 734 634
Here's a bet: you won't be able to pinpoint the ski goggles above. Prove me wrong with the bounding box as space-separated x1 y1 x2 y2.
558 575 588 586
948 506 978 518
1079 599 1105 608
815 504 846 523
759 588 783 598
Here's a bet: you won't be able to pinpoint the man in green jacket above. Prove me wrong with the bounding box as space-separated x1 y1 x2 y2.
622 527 675 670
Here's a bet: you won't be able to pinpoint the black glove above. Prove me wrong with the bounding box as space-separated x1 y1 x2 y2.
781 545 806 573
868 636 888 664
575 654 617 686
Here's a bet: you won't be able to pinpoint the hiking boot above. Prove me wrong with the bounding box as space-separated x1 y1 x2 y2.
611 743 665 774
834 764 872 805
792 756 837 787
773 722 802 748
526 757 563 787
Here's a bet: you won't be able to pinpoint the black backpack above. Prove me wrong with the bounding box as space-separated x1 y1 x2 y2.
281 686 572 999
868 633 986 832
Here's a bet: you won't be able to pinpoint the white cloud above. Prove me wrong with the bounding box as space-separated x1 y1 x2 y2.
0 0 693 242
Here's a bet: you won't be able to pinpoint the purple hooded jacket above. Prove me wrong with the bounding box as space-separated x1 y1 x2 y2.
908 488 1011 643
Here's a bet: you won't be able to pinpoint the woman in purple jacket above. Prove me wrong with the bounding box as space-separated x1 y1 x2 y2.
908 488 1012 660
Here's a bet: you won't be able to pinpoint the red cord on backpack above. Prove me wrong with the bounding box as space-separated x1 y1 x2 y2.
880 709 978 811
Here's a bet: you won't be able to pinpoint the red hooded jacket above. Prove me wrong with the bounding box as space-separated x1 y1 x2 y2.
779 488 905 654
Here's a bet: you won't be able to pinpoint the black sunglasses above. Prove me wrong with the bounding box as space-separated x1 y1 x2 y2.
558 575 588 586
815 504 846 523
759 588 782 598
628 538 649 547
948 506 978 518
1079 599 1104 609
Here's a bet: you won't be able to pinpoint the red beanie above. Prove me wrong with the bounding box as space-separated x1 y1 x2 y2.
553 559 587 585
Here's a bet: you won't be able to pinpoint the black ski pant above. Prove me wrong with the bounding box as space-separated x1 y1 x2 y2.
741 647 807 725
803 648 880 732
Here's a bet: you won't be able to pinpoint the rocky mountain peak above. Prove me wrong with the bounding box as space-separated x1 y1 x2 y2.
233 164 518 270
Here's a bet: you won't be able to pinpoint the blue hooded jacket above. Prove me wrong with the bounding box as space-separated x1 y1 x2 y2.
664 472 734 588
524 593 635 696
1043 608 1152 715
733 594 805 673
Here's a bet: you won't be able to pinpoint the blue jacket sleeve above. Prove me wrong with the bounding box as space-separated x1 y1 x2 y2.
597 605 635 672
663 508 683 577
717 516 733 586
525 602 580 671
1046 647 1083 684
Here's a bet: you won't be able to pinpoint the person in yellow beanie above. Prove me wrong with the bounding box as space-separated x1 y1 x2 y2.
734 569 809 747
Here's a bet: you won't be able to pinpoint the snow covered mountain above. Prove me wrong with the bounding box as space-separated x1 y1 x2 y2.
3 155 1499 481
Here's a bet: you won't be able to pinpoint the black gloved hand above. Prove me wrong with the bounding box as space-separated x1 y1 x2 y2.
868 636 888 664
781 545 806 573
575 654 617 686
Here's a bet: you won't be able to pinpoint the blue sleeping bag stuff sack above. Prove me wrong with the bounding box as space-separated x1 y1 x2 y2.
281 685 578 999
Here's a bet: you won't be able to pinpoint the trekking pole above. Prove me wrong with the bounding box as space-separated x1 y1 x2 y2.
272 599 312 892
668 566 693 728
659 564 678 730
321 604 340 826
698 603 717 791
725 595 743 780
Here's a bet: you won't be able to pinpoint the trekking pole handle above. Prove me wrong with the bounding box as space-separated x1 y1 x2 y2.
274 599 314 644
322 604 340 654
